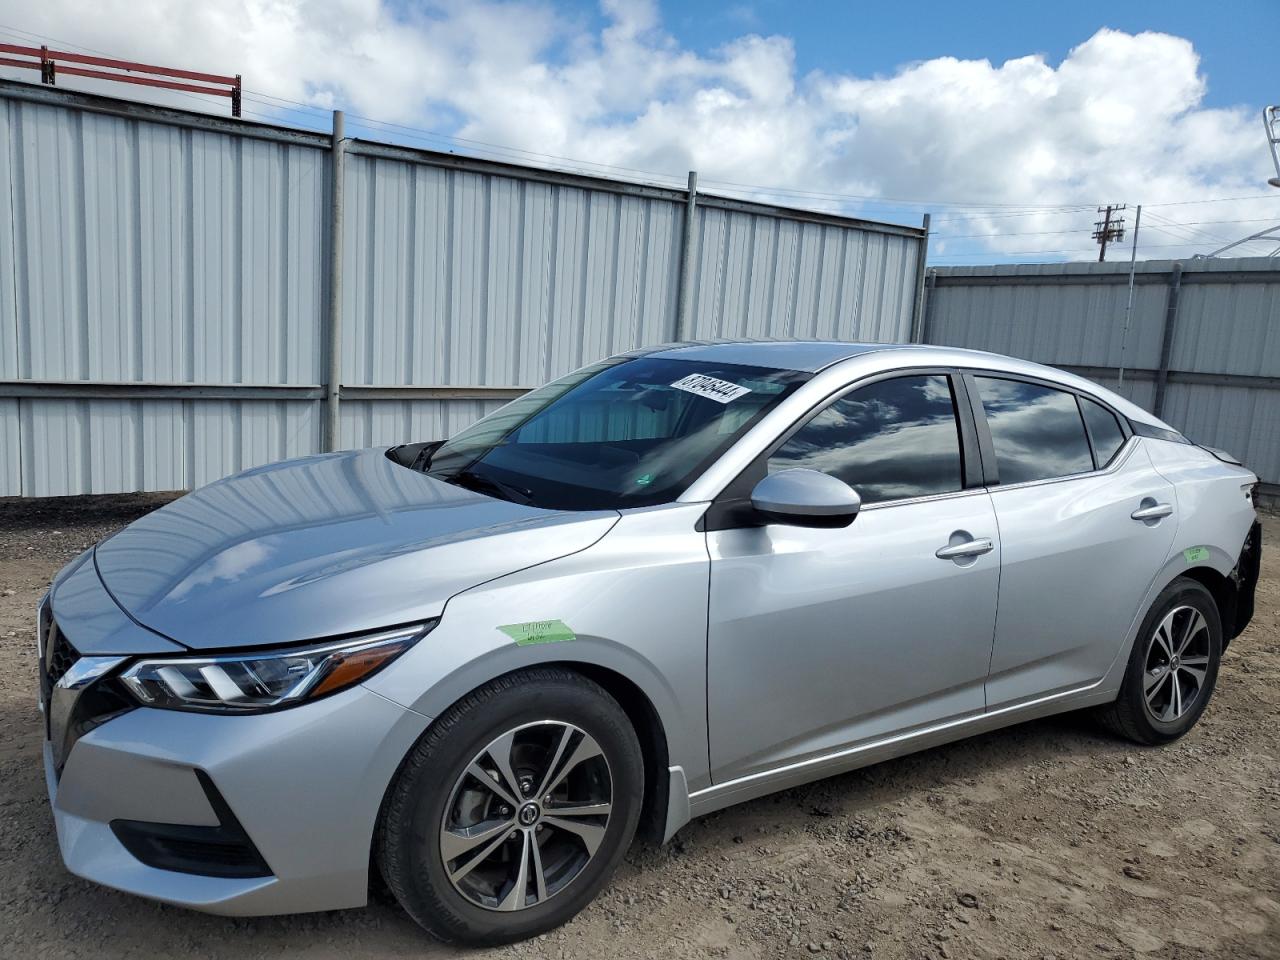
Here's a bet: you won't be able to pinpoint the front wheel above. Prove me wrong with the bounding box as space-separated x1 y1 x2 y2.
377 668 643 945
1097 576 1222 745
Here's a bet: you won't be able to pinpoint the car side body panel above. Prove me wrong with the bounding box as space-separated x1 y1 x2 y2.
1142 437 1258 578
705 491 999 782
983 440 1179 709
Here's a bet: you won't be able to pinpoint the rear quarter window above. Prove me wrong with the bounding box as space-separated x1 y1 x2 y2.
1079 397 1126 467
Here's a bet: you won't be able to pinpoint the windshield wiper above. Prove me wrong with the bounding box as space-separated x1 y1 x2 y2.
448 468 534 505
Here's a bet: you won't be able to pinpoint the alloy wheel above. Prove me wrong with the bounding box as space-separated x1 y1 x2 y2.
1142 604 1211 723
439 721 613 912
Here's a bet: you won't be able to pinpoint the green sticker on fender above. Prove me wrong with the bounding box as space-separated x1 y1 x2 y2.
498 619 576 646
1183 546 1209 564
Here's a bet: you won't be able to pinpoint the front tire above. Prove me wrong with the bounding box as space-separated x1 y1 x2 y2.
377 667 643 946
1098 576 1222 745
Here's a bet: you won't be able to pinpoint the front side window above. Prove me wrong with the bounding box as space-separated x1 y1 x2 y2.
1080 396 1126 467
422 357 809 510
767 375 964 504
974 377 1093 484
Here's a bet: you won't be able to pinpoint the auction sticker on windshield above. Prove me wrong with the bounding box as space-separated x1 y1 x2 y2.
670 373 752 404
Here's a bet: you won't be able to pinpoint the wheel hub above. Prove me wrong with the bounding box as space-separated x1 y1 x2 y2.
1142 604 1210 723
439 720 613 912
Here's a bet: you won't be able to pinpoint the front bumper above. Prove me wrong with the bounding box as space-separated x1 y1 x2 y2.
43 663 432 916
40 551 436 915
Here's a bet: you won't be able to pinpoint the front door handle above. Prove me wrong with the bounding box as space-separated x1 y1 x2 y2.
935 537 994 561
1131 502 1173 521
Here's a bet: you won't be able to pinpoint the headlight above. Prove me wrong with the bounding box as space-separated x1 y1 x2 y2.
118 622 433 713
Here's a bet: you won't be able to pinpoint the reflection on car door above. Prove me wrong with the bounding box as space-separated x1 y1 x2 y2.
705 374 1001 784
968 375 1178 708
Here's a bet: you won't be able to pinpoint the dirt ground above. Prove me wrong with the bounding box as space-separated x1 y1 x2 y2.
0 495 1276 960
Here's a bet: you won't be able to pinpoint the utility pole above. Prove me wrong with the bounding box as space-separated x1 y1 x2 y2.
1093 204 1126 262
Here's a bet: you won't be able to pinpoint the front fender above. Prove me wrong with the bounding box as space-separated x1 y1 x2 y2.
361 503 712 797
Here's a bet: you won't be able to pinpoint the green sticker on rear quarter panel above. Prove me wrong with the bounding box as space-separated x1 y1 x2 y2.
1183 546 1209 564
498 619 576 646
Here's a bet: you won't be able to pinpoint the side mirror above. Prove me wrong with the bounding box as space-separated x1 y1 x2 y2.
750 469 861 528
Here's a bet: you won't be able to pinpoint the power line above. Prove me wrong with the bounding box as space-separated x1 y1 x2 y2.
929 237 1278 260
1142 215 1233 250
699 178 1090 212
932 216 1280 241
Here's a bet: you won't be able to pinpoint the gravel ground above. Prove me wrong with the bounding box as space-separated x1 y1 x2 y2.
0 495 1276 960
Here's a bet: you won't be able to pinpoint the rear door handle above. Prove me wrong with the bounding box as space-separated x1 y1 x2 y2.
935 537 994 560
1131 502 1173 521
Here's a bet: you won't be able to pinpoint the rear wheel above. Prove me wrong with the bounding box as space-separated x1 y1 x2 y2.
377 668 643 945
1097 577 1222 745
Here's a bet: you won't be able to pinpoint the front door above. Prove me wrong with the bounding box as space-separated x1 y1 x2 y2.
705 373 1001 783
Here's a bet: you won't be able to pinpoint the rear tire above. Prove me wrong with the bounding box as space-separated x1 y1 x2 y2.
1097 577 1222 745
377 667 643 946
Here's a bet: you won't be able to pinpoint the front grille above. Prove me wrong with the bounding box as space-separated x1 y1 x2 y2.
41 617 132 776
41 619 81 746
46 621 79 686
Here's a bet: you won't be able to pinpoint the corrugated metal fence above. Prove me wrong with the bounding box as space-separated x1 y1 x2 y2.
0 81 926 497
923 258 1280 491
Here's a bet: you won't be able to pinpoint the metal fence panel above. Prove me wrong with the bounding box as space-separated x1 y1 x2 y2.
1160 383 1280 487
0 103 16 383
688 209 918 343
0 80 923 498
1169 276 1280 376
0 401 19 496
927 263 1168 369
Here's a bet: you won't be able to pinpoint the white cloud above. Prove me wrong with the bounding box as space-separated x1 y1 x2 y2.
1 1 1275 260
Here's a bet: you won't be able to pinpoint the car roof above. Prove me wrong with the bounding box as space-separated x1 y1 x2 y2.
629 338 1169 430
639 339 903 373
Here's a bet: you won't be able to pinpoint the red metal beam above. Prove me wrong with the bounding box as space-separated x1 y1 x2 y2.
0 42 237 85
48 48 236 86
0 42 241 115
53 65 235 98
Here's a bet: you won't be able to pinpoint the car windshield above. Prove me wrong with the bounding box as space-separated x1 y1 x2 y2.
421 356 810 510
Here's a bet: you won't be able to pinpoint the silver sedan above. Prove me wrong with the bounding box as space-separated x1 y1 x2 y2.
39 341 1261 945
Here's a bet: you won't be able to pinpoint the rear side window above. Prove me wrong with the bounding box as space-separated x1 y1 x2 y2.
768 375 963 504
974 377 1093 485
1080 397 1126 467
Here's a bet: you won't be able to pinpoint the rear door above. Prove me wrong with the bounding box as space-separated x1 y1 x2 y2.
705 372 1000 783
967 374 1178 709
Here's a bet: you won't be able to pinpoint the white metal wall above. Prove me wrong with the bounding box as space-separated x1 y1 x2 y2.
687 207 919 343
926 259 1280 486
337 157 685 449
0 82 924 496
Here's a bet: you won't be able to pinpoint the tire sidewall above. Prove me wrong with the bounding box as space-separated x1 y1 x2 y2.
1125 578 1222 742
381 673 643 945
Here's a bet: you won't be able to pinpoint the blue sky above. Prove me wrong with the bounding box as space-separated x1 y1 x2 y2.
653 1 1272 112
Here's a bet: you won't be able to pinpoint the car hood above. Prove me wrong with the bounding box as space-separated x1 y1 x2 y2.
94 448 618 650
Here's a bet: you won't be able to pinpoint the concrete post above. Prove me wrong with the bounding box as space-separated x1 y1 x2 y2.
674 170 698 342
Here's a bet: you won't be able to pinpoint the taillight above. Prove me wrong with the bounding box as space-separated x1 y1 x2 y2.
1243 481 1259 508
